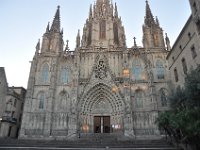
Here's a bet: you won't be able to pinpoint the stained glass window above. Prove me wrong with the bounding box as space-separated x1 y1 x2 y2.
38 92 45 109
156 60 164 79
61 68 69 84
132 59 143 80
41 63 49 83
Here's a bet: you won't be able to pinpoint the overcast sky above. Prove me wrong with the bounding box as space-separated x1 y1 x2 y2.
0 0 191 88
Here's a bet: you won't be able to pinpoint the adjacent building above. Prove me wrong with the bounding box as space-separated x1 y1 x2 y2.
19 0 171 140
0 67 26 138
167 0 200 87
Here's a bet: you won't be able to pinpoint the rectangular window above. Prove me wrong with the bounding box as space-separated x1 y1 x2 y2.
191 45 197 58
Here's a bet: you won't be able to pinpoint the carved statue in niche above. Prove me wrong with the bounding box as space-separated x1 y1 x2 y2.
99 3 106 17
95 59 107 79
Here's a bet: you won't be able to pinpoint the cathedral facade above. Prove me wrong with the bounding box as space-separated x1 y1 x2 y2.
19 0 170 139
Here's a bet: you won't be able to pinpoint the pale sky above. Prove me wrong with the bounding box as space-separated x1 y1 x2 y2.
0 0 191 88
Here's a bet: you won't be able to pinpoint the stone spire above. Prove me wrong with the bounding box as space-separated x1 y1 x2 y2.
50 6 61 33
35 39 40 53
76 30 80 48
165 33 171 51
145 0 155 26
46 22 50 33
114 2 118 17
89 4 93 20
142 0 165 49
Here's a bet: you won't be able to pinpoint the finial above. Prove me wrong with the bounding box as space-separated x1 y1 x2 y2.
156 16 160 26
46 22 50 33
61 28 63 34
50 6 61 33
65 40 69 52
76 30 80 48
165 33 171 51
133 37 137 47
114 2 118 17
35 39 40 53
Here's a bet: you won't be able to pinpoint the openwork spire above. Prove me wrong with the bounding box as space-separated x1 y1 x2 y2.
145 0 155 26
50 6 61 33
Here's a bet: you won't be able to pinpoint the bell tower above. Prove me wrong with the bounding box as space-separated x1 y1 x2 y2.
81 0 126 48
41 6 64 54
189 0 200 34
142 0 165 50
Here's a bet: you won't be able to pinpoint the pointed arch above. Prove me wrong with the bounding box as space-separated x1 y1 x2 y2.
37 91 46 110
135 89 145 108
99 20 106 39
159 88 168 107
132 58 145 80
60 67 70 84
58 90 69 110
41 63 49 83
156 60 165 79
113 22 119 45
79 83 124 114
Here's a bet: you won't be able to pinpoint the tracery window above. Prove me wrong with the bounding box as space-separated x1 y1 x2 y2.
59 91 68 110
132 59 144 80
113 22 119 45
156 60 165 79
60 68 70 84
41 63 49 83
38 92 45 109
135 90 144 108
99 20 106 39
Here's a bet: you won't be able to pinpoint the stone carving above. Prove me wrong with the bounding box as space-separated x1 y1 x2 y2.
95 59 107 79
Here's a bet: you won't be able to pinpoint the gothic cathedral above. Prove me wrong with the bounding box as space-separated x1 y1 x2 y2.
20 0 170 139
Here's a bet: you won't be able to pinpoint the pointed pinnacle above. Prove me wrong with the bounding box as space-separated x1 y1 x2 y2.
145 0 155 26
46 22 50 33
115 2 118 17
50 5 61 33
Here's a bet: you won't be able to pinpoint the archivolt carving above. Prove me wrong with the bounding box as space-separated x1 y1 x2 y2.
79 83 124 114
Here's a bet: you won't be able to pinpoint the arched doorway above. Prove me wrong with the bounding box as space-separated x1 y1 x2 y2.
78 83 125 134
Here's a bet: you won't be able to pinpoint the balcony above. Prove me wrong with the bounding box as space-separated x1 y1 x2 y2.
1 116 17 124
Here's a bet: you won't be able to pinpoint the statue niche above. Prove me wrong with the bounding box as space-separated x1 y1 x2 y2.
95 59 107 79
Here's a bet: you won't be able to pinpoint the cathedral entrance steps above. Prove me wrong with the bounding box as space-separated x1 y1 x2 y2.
0 137 182 150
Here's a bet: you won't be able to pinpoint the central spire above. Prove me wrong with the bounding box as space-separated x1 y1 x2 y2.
96 0 110 4
80 0 126 48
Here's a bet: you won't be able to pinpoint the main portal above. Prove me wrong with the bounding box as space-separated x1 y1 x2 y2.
94 116 110 133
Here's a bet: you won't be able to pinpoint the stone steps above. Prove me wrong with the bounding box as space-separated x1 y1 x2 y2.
0 135 182 150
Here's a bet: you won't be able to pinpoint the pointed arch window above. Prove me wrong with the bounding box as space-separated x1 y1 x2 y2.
99 20 106 39
59 91 69 110
181 58 187 75
38 92 45 109
160 88 167 107
60 68 70 84
41 63 49 83
113 22 119 45
156 60 165 79
174 68 178 82
132 59 144 80
135 90 144 108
